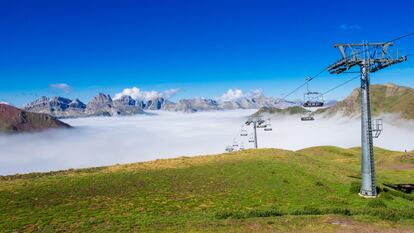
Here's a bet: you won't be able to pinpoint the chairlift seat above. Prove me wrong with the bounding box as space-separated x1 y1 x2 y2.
303 101 324 107
301 116 315 121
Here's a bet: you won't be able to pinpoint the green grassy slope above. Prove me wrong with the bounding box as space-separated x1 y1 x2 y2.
1 147 414 232
252 106 307 117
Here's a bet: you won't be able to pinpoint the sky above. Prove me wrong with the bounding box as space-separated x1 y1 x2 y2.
1 0 414 106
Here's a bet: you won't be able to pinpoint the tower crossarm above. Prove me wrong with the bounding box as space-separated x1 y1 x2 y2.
370 56 407 73
328 42 408 74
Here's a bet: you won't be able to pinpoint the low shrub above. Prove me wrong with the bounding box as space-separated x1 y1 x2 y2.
215 208 284 219
349 181 361 194
315 181 324 187
329 208 352 216
383 187 414 201
367 199 387 208
380 192 394 200
293 206 322 215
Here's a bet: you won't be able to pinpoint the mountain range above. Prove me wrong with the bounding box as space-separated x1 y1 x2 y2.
20 83 414 120
22 93 301 118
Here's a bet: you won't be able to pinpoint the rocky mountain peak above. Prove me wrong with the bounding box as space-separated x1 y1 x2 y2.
113 95 136 106
69 99 86 108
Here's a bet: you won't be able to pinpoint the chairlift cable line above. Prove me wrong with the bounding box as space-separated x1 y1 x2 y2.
278 66 329 101
322 75 360 95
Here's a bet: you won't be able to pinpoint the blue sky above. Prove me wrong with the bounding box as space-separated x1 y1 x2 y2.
1 0 414 106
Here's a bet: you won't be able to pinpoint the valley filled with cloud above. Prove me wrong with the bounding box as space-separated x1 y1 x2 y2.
0 110 413 175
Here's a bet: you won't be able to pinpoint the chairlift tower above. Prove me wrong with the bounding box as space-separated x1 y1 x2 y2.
328 42 407 197
245 118 272 149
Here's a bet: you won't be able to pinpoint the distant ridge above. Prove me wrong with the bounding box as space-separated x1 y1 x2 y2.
23 93 301 118
0 104 71 133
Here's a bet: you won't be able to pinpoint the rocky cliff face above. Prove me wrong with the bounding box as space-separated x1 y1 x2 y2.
0 104 71 133
85 93 114 116
25 94 145 118
172 98 220 112
24 96 86 118
112 95 144 115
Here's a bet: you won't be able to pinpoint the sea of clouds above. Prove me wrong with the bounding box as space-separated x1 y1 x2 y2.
0 110 413 175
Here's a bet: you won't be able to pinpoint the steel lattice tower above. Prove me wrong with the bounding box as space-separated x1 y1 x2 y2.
328 42 407 197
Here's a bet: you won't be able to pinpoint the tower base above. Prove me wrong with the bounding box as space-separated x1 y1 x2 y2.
358 192 377 198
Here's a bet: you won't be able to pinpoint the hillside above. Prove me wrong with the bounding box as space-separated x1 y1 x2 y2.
322 83 414 119
254 83 414 120
1 147 413 232
252 106 308 117
0 104 71 133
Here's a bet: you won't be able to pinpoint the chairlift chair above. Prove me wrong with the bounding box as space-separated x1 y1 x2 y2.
303 91 324 107
225 145 234 152
300 110 315 121
301 116 315 121
248 134 255 143
240 127 248 136
232 138 239 147
371 119 383 138
264 118 272 131
256 118 266 128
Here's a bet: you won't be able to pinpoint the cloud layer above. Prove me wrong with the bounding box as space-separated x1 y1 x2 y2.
0 111 413 175
219 88 264 101
49 83 72 93
114 87 180 101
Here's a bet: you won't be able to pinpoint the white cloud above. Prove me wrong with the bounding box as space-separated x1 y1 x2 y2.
49 83 71 93
251 89 264 98
219 88 266 101
162 88 181 99
0 111 413 175
114 87 180 101
220 89 245 101
340 24 361 30
0 101 9 105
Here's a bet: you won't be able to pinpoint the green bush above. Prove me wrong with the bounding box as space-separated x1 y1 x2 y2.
367 199 387 208
329 208 352 216
349 181 361 194
246 208 283 218
380 192 394 200
383 187 414 201
315 181 324 187
293 206 322 215
215 211 233 219
215 208 284 219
